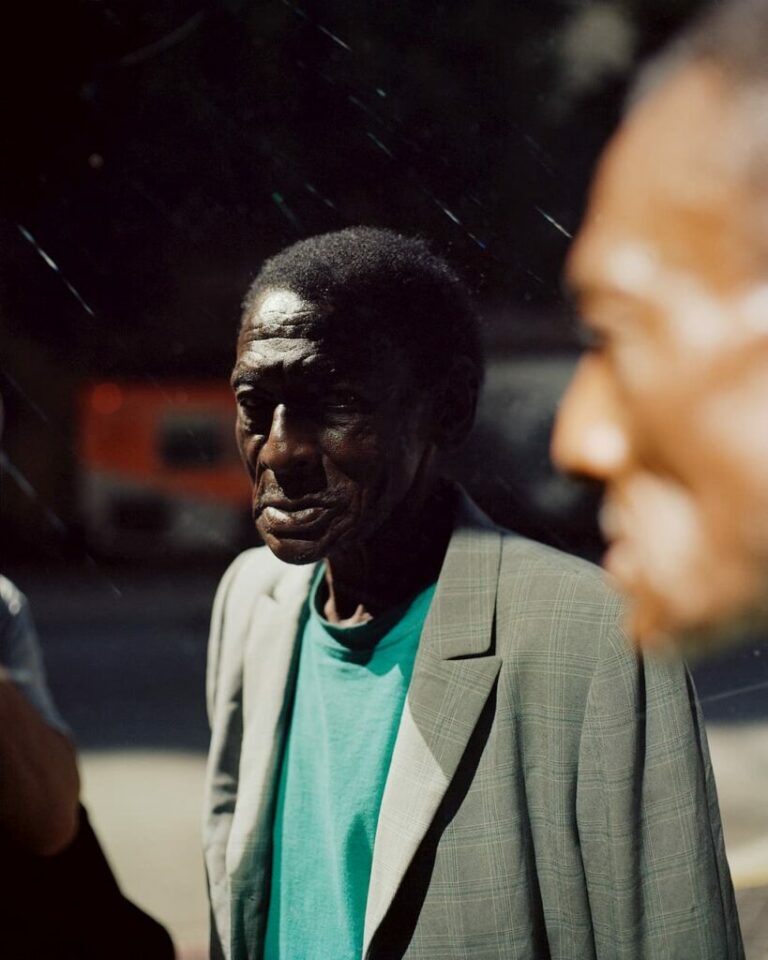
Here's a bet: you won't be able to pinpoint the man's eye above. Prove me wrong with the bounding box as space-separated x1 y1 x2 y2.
325 391 364 412
237 395 273 430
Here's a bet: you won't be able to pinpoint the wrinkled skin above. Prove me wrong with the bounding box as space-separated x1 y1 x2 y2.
552 62 768 654
232 288 473 619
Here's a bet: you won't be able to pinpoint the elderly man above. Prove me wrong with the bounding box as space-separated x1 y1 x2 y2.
204 226 742 960
553 0 768 655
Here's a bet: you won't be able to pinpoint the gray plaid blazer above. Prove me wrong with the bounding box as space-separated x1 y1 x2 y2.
203 493 743 960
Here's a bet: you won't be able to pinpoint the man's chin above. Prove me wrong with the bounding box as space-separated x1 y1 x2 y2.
261 532 327 565
255 508 363 565
625 594 768 660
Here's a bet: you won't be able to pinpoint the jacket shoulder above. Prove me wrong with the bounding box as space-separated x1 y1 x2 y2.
214 545 298 608
499 532 613 595
0 575 26 623
495 531 627 657
218 543 284 587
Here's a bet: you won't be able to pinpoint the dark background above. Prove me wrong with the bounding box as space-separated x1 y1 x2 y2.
3 13 768 954
3 14 768 942
0 0 706 565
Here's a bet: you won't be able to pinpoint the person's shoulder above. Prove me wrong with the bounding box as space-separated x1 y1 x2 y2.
214 545 290 602
453 489 623 629
220 544 285 581
213 545 317 613
499 532 612 596
0 576 28 635
494 529 627 657
0 576 25 615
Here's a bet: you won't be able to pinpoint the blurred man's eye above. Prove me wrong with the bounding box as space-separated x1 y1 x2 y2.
577 324 607 352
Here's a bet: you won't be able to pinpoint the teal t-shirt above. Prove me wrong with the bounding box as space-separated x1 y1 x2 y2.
263 569 436 960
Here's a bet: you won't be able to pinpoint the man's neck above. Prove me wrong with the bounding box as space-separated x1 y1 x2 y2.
322 481 454 623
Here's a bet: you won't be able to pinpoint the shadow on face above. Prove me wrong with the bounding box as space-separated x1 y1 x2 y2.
231 288 452 565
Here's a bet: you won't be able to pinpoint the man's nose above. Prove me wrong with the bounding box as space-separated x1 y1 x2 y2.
551 354 630 481
259 404 319 476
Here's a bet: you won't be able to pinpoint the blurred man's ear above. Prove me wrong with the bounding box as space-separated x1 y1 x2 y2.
432 356 480 449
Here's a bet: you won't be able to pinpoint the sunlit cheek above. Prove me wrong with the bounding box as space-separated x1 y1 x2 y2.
694 361 768 550
738 284 768 335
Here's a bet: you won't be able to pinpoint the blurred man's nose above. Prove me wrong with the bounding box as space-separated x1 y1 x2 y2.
259 404 319 477
551 354 630 481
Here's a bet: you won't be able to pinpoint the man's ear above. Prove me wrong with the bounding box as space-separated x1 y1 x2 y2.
431 356 480 449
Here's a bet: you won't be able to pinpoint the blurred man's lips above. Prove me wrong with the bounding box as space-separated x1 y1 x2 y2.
597 501 622 542
599 503 633 584
602 540 621 576
602 538 640 593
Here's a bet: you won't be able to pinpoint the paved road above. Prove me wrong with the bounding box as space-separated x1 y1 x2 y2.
7 561 768 958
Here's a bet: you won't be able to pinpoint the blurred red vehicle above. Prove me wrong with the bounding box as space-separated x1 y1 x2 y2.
78 381 252 557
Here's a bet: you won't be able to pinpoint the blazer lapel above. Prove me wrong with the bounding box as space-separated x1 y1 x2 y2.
363 497 503 956
227 561 316 954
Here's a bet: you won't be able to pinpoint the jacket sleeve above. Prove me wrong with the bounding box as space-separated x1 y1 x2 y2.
0 577 68 734
576 630 745 959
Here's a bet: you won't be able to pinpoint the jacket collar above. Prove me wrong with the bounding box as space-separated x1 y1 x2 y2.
424 488 503 660
362 488 503 955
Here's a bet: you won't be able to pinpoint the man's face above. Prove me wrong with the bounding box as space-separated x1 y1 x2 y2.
552 63 768 651
232 288 436 564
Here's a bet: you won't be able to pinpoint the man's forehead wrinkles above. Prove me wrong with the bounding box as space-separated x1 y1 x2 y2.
258 304 316 322
233 337 338 383
238 332 321 350
243 313 327 339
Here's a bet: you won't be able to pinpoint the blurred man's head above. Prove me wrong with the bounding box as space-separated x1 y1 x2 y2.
552 0 768 652
233 226 481 564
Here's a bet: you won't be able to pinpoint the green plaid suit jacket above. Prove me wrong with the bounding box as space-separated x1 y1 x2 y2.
203 492 743 960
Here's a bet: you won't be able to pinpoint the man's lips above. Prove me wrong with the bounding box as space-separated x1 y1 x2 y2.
597 501 622 543
256 499 337 534
263 504 325 524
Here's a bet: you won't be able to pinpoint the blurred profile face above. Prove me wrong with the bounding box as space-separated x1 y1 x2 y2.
232 287 437 564
552 62 768 652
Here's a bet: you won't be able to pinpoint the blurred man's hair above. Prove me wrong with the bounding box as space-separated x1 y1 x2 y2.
241 226 482 391
629 0 768 245
630 0 768 107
